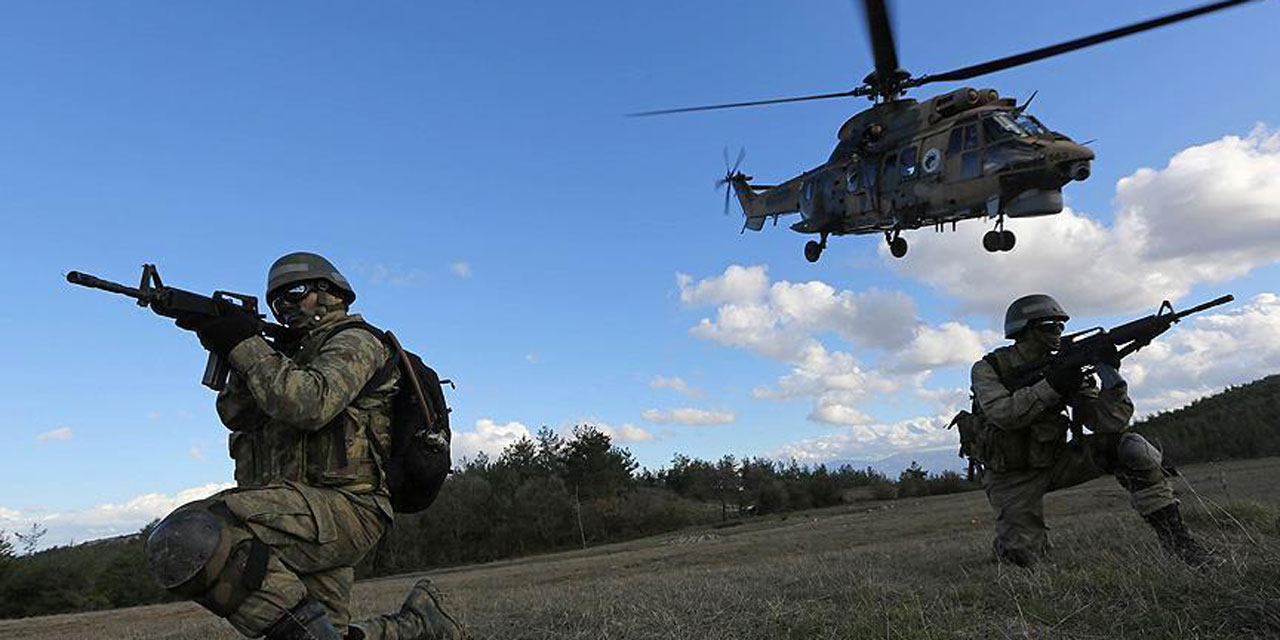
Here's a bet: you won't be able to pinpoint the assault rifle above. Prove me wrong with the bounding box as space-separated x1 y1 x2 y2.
1003 293 1235 389
67 264 283 391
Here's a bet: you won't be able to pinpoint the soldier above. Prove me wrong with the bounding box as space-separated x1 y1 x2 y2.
971 294 1210 568
144 252 464 640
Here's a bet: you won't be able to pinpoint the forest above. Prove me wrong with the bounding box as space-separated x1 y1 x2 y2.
1 373 1275 619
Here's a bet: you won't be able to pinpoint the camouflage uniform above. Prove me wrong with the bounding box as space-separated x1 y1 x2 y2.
972 340 1176 564
160 311 399 637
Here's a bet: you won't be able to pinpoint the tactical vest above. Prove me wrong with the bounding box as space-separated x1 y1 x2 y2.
974 346 1070 472
229 316 398 493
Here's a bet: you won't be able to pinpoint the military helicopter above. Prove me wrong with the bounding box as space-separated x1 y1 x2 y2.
634 0 1259 262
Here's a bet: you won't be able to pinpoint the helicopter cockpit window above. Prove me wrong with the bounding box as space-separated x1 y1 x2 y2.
962 124 980 151
1015 114 1049 137
948 127 963 154
900 147 917 179
983 114 1025 142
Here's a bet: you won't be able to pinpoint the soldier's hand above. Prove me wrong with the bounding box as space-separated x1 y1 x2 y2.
173 311 208 332
1045 363 1085 397
1095 363 1125 390
1095 341 1122 369
193 312 260 358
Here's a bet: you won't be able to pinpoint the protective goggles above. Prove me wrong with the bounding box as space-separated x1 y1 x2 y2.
269 282 316 315
1031 319 1065 332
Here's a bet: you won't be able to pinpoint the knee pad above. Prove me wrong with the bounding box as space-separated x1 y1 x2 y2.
1116 433 1163 472
146 507 235 593
146 504 272 617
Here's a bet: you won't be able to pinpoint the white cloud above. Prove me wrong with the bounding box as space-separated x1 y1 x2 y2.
774 413 959 462
1 482 235 549
890 127 1280 317
452 418 532 462
358 263 430 287
36 427 72 442
679 265 987 426
450 262 472 278
888 322 1001 373
677 264 769 306
1124 293 1280 414
641 408 736 426
649 375 703 397
594 421 656 443
189 446 205 461
808 398 875 426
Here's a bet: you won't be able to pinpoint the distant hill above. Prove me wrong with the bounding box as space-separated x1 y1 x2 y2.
826 448 966 477
1134 373 1280 465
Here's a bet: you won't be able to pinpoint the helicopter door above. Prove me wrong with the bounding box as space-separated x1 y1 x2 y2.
944 122 982 181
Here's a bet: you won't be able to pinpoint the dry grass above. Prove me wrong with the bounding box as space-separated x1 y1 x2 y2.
2 457 1276 640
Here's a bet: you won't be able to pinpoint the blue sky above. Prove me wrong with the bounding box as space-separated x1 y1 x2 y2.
3 1 1279 547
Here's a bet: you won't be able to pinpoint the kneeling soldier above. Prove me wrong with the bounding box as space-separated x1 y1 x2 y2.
971 294 1210 568
145 252 464 639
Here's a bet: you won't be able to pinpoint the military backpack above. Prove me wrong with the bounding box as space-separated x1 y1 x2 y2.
343 322 454 514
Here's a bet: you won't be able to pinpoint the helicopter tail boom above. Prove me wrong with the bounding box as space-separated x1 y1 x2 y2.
733 176 801 231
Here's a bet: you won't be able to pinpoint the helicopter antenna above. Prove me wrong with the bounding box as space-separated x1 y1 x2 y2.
630 0 1260 116
1014 90 1038 115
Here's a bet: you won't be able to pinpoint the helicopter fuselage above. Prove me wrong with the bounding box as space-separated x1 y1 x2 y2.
731 87 1094 257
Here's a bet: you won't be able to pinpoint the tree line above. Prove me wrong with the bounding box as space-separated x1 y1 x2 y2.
2 373 1275 619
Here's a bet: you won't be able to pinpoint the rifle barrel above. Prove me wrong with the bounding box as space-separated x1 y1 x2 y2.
1176 294 1234 319
66 271 144 299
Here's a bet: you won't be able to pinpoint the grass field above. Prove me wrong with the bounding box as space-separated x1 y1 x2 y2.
2 457 1277 640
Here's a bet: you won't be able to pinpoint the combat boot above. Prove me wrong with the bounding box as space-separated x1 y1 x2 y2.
1144 503 1213 567
347 578 464 640
265 599 342 640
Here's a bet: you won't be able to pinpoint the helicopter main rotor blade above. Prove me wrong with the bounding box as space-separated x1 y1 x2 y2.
628 90 859 117
909 0 1259 87
861 0 901 90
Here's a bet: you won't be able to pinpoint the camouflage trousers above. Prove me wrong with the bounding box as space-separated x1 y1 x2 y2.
982 432 1176 562
171 482 389 637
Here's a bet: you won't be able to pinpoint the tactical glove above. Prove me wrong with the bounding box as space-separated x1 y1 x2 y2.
1044 364 1085 397
1095 341 1122 369
1095 363 1125 390
187 312 260 358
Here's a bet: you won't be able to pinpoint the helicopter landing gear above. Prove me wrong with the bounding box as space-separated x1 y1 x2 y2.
983 218 1016 253
804 232 829 263
886 229 908 258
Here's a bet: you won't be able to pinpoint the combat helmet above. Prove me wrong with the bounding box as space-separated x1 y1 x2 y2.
267 252 355 303
1004 294 1069 338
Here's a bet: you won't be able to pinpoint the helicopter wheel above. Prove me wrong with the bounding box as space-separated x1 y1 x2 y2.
889 236 908 258
804 240 823 263
999 230 1016 251
982 230 1002 253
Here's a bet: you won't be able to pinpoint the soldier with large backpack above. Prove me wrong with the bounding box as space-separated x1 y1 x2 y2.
143 252 463 640
960 294 1211 569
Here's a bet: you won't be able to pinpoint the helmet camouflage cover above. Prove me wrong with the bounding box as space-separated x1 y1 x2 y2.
1004 294 1069 339
267 252 355 303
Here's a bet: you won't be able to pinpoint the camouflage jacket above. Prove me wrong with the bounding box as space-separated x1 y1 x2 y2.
971 341 1133 471
216 313 399 519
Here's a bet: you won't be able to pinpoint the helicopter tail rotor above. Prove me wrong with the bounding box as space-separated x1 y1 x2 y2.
716 147 748 215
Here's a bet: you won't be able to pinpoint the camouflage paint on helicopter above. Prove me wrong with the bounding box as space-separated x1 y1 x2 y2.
731 87 1094 261
636 0 1259 262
